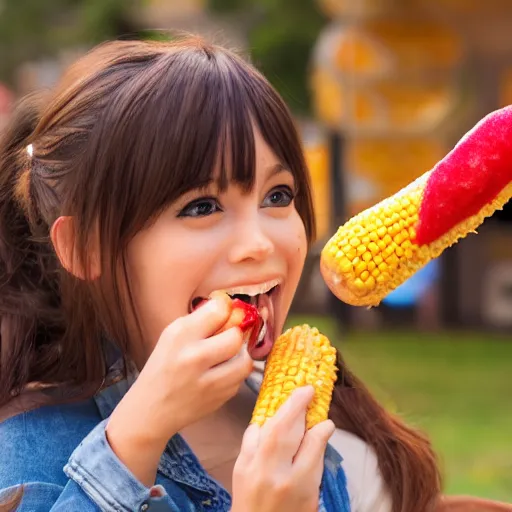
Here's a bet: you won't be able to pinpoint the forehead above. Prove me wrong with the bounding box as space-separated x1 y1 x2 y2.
207 128 291 192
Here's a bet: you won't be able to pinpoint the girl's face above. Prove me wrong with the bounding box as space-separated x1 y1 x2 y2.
126 129 308 363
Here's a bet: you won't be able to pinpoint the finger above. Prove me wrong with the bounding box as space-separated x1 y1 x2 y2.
237 423 261 465
164 295 231 343
216 307 245 334
264 385 314 431
258 386 314 462
292 419 335 485
204 343 253 385
199 327 245 368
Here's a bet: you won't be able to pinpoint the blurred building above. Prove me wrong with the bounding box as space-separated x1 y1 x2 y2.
0 82 12 132
4 0 512 332
300 0 512 332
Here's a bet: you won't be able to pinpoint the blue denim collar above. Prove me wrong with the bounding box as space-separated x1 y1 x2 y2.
93 358 346 508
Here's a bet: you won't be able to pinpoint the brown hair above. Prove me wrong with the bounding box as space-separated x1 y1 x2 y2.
0 36 440 511
329 352 442 511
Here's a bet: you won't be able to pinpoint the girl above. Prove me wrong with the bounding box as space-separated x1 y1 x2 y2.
0 36 441 511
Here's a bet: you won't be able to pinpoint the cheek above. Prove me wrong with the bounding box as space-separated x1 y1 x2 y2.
277 212 308 274
125 225 225 337
124 229 195 343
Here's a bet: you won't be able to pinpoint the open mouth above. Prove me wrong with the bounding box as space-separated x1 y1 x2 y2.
190 282 280 361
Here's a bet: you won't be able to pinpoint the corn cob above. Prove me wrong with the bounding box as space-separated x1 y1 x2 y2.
321 105 512 307
251 325 338 429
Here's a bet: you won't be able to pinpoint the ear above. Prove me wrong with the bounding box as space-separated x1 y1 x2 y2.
50 216 101 280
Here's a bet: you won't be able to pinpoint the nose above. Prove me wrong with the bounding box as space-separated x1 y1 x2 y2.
228 216 275 264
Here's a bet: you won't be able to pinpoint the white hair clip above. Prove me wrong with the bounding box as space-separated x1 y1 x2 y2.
26 144 34 157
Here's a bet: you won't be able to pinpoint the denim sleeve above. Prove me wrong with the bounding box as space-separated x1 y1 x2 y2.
1 480 176 512
1 482 102 511
61 418 180 512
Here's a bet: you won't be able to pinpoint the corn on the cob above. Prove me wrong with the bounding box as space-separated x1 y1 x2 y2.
251 325 338 429
320 105 512 307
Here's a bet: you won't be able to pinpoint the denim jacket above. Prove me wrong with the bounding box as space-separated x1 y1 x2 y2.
0 364 351 512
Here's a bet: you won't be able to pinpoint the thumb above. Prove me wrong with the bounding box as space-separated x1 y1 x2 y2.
292 420 335 483
164 295 232 343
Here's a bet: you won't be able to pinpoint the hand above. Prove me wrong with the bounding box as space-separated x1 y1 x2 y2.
231 386 335 512
106 296 254 486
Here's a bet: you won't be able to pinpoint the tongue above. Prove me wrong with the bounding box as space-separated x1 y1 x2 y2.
248 293 275 361
257 292 272 324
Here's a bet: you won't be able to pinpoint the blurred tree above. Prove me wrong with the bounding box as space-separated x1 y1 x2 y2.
0 0 137 86
0 0 326 114
208 0 327 115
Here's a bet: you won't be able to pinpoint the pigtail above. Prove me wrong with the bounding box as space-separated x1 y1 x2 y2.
329 350 442 512
0 487 23 512
0 91 62 406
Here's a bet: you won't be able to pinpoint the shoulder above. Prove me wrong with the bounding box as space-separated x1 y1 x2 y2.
0 398 102 489
329 429 393 512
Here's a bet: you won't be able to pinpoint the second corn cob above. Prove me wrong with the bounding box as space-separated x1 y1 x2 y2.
321 105 512 307
251 325 338 429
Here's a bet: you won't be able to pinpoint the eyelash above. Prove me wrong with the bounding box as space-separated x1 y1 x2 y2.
177 186 296 218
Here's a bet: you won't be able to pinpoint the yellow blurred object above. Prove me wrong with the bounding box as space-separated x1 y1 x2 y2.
500 69 512 108
311 70 455 132
413 0 512 16
311 2 468 308
347 137 446 197
329 20 462 78
304 140 331 241
310 67 345 129
320 173 512 307
333 26 389 76
142 0 205 13
372 81 455 129
316 0 390 19
251 325 338 429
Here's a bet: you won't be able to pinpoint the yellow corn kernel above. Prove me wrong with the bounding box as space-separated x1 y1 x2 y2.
320 170 512 306
354 260 367 276
251 325 338 429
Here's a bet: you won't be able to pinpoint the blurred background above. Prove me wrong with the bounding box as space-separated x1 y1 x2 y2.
0 0 511 501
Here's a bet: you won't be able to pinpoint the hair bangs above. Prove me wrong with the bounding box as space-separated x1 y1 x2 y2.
91 48 262 237
82 41 314 243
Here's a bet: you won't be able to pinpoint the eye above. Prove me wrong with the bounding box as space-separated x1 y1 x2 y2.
263 186 295 208
178 197 222 218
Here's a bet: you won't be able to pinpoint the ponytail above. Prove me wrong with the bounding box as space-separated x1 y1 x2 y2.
0 91 63 406
0 487 23 512
0 92 50 512
329 350 442 512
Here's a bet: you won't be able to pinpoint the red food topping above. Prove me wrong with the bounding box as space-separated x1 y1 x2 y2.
416 106 512 246
231 299 263 350
232 298 261 332
195 295 263 350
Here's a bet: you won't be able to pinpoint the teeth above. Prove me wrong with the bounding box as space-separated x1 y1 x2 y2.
220 279 281 297
257 320 267 343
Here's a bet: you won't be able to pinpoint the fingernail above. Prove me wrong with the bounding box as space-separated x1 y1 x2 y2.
303 385 315 395
294 385 314 399
203 298 220 312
